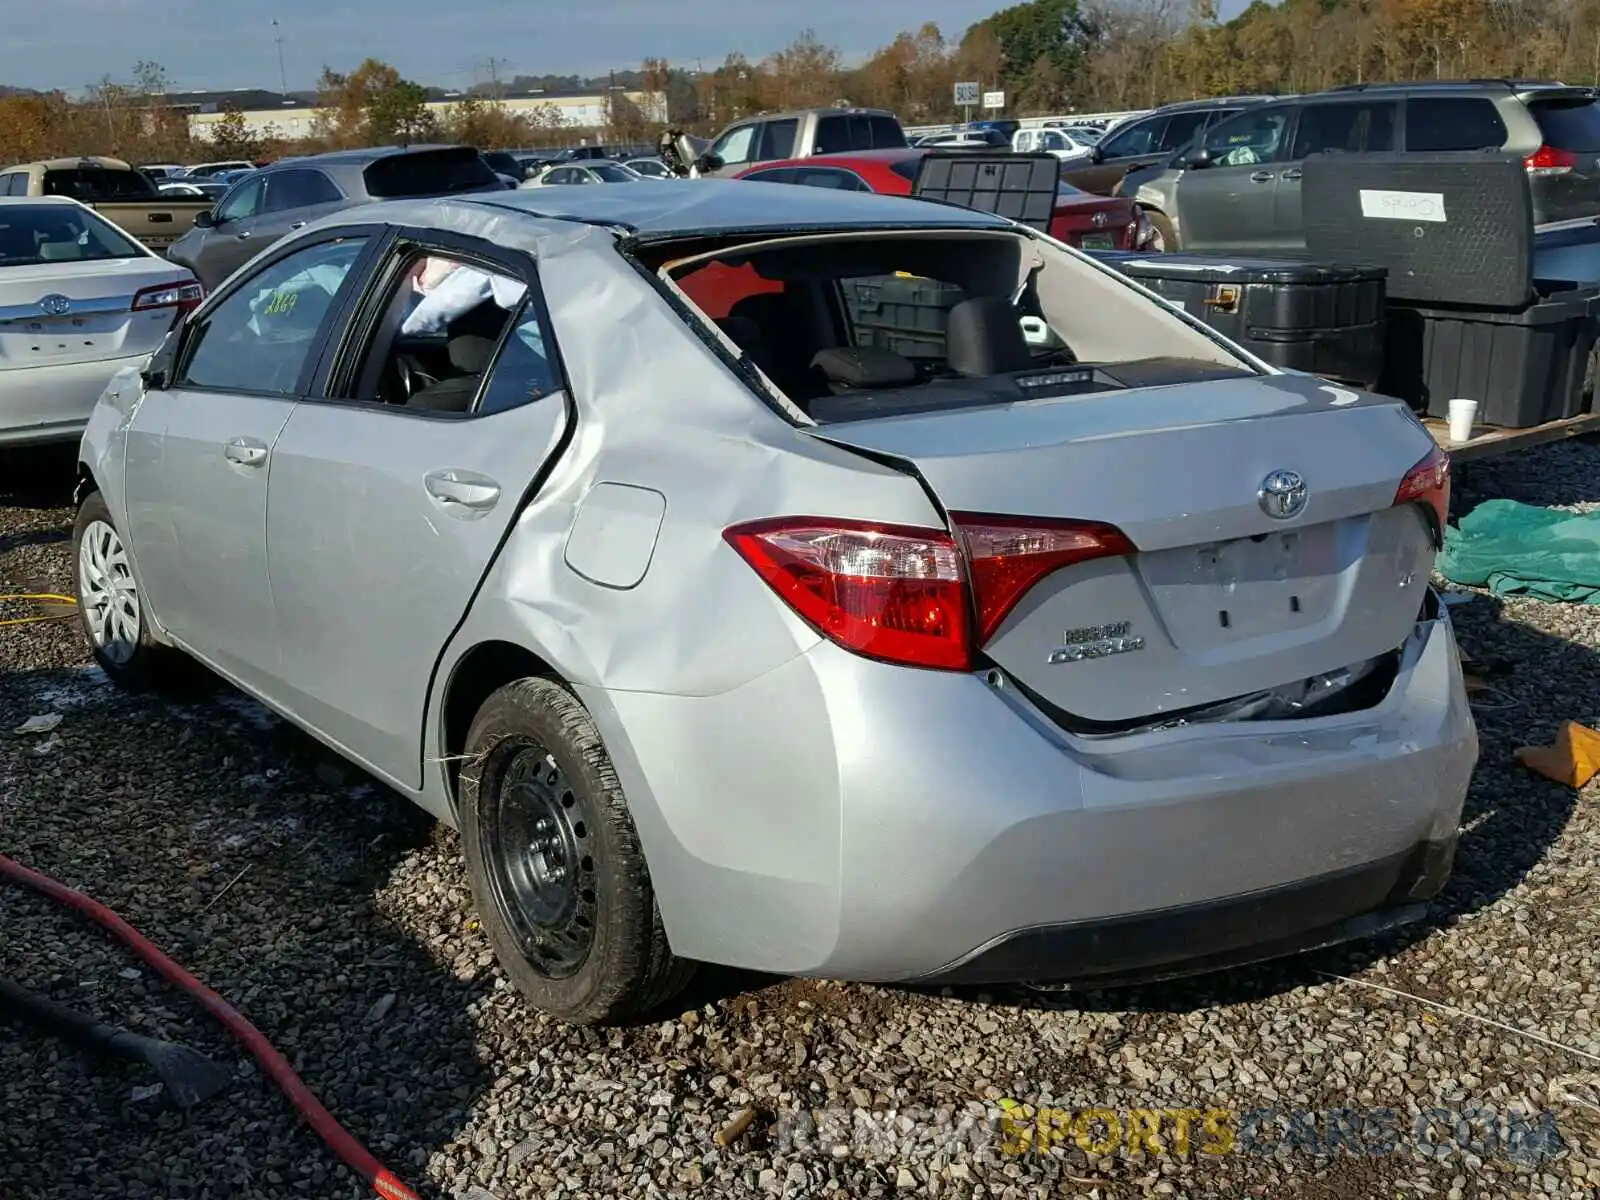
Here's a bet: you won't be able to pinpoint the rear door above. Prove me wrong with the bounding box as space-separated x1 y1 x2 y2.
260 233 571 788
1523 92 1600 224
252 167 346 245
1277 99 1399 248
807 380 1440 726
1176 104 1297 253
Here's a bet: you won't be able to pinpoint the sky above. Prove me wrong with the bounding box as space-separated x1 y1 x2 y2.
2 0 1250 96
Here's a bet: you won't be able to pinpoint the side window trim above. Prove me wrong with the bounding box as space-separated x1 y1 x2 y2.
173 227 390 399
306 227 569 419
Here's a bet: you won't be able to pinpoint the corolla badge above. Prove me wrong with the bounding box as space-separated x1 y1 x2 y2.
39 294 72 316
1047 621 1145 664
1258 469 1307 520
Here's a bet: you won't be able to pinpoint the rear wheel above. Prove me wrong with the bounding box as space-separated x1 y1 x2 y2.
71 491 180 690
1144 209 1177 252
459 677 693 1025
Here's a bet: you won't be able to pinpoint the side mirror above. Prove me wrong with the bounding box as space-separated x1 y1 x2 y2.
1185 148 1214 170
696 153 724 174
193 210 215 229
1090 145 1105 164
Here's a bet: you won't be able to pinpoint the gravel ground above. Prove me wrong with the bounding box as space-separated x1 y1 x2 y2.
2 442 1598 1200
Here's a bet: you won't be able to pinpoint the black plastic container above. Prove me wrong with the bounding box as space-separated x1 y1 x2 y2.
1090 251 1387 388
841 276 968 360
1381 282 1600 427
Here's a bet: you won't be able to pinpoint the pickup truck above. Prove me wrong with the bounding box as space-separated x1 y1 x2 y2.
682 107 908 178
0 157 212 253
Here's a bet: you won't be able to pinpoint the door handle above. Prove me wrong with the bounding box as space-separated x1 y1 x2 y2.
1249 171 1274 183
289 221 307 230
223 437 267 467
1280 168 1303 181
234 230 253 240
425 469 501 514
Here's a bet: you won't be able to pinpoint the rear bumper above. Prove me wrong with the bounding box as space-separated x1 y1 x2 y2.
0 354 144 449
584 602 1477 982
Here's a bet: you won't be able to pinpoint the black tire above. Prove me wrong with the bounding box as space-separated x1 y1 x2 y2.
70 490 181 690
1144 209 1177 252
459 677 694 1025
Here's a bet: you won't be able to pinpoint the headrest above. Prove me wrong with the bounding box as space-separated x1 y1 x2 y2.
945 296 1034 378
811 346 917 390
448 334 498 374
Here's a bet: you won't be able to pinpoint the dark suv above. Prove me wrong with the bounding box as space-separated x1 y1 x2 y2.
1060 95 1279 195
1122 80 1600 253
168 145 504 289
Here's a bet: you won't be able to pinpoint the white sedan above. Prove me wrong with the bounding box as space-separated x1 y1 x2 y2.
0 196 201 449
521 162 644 188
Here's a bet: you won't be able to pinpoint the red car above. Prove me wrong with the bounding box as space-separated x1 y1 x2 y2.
733 148 1154 252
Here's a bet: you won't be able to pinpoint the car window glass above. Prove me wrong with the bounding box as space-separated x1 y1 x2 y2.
814 115 851 155
265 169 342 212
745 168 796 184
216 177 265 223
592 164 636 182
1291 102 1398 157
1529 99 1600 151
179 237 367 395
760 119 799 160
712 125 758 165
477 300 562 415
793 168 863 191
1157 111 1209 152
1203 108 1292 166
0 174 20 196
1405 97 1509 151
864 116 907 148
1099 116 1164 157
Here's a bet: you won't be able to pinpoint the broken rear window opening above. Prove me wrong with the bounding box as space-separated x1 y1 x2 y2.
657 228 1259 423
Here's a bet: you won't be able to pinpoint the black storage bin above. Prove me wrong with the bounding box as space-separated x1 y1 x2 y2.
1090 251 1386 388
1301 152 1535 310
1380 283 1600 427
912 152 1060 232
841 275 968 360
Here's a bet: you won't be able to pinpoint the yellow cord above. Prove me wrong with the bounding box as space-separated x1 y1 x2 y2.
0 593 78 628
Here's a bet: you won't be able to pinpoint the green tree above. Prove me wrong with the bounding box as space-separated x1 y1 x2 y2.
972 0 1094 100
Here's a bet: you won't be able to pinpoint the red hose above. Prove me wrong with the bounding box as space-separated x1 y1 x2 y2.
0 853 422 1200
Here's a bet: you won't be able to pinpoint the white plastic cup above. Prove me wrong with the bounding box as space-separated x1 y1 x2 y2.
1448 398 1478 443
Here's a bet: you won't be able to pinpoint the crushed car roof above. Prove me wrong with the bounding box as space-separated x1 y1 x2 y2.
465 178 1014 237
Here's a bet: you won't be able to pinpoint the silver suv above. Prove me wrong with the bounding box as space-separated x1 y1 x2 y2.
1122 80 1600 254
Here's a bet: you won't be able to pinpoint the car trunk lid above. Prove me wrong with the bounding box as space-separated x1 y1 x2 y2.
806 373 1441 724
0 260 192 370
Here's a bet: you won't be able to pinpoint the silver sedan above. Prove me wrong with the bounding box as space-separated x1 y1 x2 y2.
72 182 1477 1024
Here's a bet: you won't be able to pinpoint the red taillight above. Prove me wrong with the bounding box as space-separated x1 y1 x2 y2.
1394 446 1451 538
723 518 972 670
954 514 1137 644
131 279 204 321
1524 145 1578 176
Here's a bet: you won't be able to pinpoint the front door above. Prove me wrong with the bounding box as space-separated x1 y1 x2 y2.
122 233 373 691
195 174 270 286
262 237 570 788
1175 105 1297 254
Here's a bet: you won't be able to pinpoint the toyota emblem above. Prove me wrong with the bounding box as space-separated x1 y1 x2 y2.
38 294 72 317
1091 211 1110 227
1258 469 1307 520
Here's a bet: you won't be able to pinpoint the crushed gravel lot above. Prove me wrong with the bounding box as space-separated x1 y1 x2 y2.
2 442 1598 1200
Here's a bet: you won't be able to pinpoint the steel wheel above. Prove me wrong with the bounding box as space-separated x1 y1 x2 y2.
479 742 599 979
76 518 141 665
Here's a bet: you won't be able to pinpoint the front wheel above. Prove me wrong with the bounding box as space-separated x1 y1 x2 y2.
71 491 179 690
459 677 694 1025
1143 209 1177 253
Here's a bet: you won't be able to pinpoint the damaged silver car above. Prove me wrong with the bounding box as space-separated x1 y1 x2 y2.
72 181 1477 1024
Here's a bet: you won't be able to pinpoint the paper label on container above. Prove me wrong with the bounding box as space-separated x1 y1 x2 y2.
1358 189 1447 223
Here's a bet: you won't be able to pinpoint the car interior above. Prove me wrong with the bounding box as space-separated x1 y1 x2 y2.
340 253 547 414
660 230 1254 423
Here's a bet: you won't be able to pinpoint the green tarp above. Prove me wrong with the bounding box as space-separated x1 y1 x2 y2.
1437 499 1600 603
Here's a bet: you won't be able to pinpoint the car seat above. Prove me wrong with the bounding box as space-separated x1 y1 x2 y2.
407 335 499 413
944 296 1035 378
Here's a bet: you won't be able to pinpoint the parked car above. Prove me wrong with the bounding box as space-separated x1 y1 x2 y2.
481 150 528 180
622 157 674 179
70 180 1475 1025
0 196 200 448
0 157 212 253
167 145 504 290
1061 96 1278 195
522 162 643 187
1121 79 1600 253
733 149 1155 252
159 180 230 202
137 163 186 181
181 160 257 179
1012 126 1097 161
914 130 1011 150
695 107 907 177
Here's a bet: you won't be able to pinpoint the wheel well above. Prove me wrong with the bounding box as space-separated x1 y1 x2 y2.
440 641 559 807
74 462 99 507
